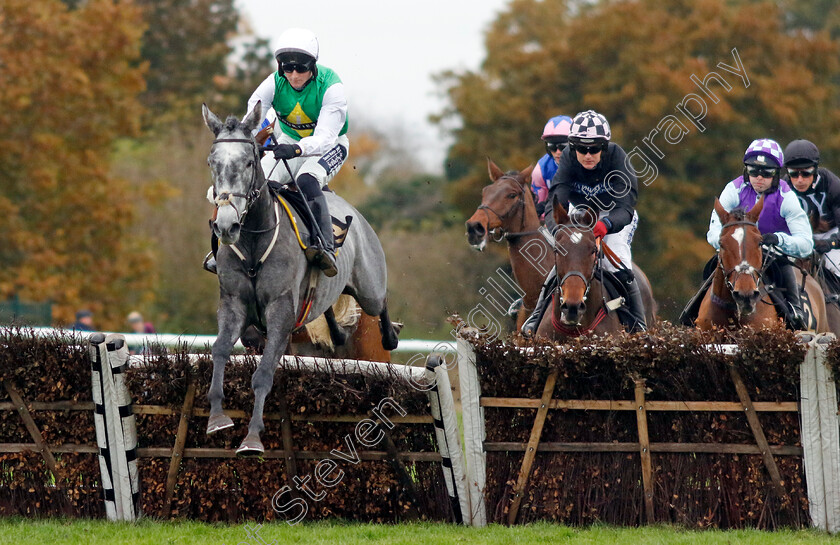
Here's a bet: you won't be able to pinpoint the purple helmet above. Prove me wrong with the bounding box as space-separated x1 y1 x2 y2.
743 138 784 168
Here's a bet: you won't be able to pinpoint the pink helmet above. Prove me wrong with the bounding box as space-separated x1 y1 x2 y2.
541 115 572 141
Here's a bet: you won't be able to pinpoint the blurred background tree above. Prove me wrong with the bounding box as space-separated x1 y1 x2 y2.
0 0 154 328
435 0 840 319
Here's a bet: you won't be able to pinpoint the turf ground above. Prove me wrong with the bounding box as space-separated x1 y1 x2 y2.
0 519 836 545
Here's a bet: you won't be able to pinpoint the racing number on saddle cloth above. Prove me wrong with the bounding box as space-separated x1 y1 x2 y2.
799 289 818 331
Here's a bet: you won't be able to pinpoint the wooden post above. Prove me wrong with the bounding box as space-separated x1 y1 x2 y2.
162 381 197 516
277 393 298 485
382 431 421 521
729 365 787 500
634 379 655 523
507 368 558 525
3 382 59 477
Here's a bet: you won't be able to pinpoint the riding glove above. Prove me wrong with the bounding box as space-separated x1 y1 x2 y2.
593 220 609 239
272 143 303 160
814 237 838 254
761 233 780 246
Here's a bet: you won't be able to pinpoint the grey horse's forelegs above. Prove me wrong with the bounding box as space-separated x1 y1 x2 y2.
237 300 294 455
207 301 247 434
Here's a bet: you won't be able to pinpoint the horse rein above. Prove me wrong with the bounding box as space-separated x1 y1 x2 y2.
478 176 536 242
210 137 282 277
717 219 767 296
210 137 267 227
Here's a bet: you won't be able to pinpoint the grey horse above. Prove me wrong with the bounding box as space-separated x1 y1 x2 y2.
202 102 399 455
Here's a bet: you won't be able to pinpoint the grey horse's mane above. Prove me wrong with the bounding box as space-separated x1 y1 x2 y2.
223 116 244 133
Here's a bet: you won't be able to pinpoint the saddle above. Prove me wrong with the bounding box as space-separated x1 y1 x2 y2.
597 268 637 332
269 183 353 251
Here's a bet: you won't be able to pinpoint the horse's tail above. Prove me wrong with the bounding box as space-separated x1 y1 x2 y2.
304 295 361 351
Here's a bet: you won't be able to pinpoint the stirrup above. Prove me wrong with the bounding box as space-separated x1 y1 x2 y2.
202 252 217 275
307 246 337 277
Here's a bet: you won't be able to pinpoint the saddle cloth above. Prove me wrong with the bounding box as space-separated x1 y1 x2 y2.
270 183 352 250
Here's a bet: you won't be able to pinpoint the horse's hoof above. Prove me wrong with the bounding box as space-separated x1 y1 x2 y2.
206 414 234 435
236 434 265 457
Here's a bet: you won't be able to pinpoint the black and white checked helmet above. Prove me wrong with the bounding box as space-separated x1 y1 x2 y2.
569 110 611 144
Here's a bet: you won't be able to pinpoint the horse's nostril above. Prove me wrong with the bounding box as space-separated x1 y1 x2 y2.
229 223 241 237
466 222 485 236
212 222 222 237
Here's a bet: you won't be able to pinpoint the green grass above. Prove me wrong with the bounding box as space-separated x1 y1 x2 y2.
0 519 835 545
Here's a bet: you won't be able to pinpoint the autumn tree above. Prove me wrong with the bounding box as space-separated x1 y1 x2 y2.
435 0 840 317
135 0 273 126
0 0 155 329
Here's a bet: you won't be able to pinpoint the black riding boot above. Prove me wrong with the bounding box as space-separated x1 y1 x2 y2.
779 263 807 330
298 173 338 277
615 269 647 332
520 268 557 337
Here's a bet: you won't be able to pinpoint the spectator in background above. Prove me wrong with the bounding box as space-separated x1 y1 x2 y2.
127 311 155 334
72 309 95 331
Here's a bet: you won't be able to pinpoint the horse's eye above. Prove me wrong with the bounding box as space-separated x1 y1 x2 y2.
507 193 517 199
246 160 254 168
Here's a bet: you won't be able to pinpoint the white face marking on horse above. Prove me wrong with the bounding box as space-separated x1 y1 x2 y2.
570 232 582 244
730 226 745 250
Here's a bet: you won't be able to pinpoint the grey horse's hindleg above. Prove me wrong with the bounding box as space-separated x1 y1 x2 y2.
207 302 247 434
324 306 348 347
237 302 294 455
378 303 399 351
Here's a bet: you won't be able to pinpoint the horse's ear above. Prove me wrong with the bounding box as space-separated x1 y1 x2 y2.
551 193 570 226
713 198 730 225
202 103 223 136
519 164 535 185
241 100 262 133
487 158 505 182
746 195 764 223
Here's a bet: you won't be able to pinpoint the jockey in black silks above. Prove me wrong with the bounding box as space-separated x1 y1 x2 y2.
521 109 647 336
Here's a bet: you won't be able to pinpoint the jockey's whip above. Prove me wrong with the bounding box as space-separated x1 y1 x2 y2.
278 157 330 248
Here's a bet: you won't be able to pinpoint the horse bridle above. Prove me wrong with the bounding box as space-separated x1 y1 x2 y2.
550 232 598 306
717 219 766 295
210 137 266 227
477 176 533 242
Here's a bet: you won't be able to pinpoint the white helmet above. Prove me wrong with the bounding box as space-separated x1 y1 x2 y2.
274 28 319 63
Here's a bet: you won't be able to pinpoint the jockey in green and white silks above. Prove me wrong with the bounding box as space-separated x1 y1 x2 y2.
251 28 349 277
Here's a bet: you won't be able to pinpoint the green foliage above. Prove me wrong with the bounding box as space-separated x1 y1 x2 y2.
359 174 462 232
136 0 272 126
435 0 840 320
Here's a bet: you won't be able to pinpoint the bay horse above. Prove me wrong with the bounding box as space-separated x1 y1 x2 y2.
796 214 840 336
465 160 552 328
535 202 657 340
202 102 399 455
696 197 827 331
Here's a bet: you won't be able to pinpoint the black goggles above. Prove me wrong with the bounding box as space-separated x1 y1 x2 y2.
546 141 567 153
281 62 313 74
746 165 779 178
571 143 605 155
787 167 816 179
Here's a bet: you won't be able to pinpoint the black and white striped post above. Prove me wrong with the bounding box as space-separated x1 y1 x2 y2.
89 333 140 521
